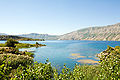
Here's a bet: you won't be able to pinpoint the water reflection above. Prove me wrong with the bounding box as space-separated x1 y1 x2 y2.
77 59 99 64
69 53 86 59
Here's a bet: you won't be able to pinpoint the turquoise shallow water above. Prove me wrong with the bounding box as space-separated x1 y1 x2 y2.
1 40 120 70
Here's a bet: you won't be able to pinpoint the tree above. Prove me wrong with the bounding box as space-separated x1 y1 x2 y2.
5 39 19 47
36 42 39 45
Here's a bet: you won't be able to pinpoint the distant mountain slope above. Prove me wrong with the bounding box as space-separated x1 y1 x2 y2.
0 33 7 35
59 23 120 41
18 33 59 40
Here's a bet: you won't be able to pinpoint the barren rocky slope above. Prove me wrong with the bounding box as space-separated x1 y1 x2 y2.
18 33 59 40
59 23 120 41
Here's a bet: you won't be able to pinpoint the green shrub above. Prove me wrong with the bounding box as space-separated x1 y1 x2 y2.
5 39 19 47
15 43 46 48
0 54 33 69
11 62 53 80
0 47 19 54
97 46 120 80
0 61 53 80
25 52 34 57
15 43 35 48
0 64 12 80
53 64 100 80
0 43 6 47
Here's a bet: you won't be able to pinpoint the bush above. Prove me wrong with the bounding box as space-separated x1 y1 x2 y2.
0 43 6 47
0 61 53 80
15 43 46 48
25 52 34 57
0 54 33 69
97 46 120 80
53 64 100 80
15 43 35 48
5 39 19 47
0 47 19 54
11 62 53 80
0 64 12 79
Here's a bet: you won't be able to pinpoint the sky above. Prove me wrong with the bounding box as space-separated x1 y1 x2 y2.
0 0 120 35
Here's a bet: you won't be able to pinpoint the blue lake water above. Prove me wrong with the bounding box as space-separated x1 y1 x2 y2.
1 40 120 70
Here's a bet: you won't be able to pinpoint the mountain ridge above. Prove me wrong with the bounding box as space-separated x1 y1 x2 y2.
0 33 7 35
18 33 59 40
58 23 120 41
1 23 120 41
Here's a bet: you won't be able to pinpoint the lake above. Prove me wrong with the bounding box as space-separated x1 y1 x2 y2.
1 40 120 70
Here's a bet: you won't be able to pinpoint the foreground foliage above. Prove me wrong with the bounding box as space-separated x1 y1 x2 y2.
0 54 33 69
97 46 120 80
1 46 120 80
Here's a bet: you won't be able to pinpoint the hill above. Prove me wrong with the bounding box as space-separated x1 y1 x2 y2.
0 33 7 35
0 35 44 41
18 33 59 40
58 23 120 41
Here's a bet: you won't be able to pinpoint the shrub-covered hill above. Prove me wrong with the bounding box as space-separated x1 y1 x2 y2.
0 35 24 40
0 35 45 41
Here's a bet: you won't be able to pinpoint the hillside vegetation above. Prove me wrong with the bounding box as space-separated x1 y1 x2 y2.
0 35 45 41
59 23 120 41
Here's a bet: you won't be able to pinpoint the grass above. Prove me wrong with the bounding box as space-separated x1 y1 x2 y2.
15 43 35 48
0 43 6 47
